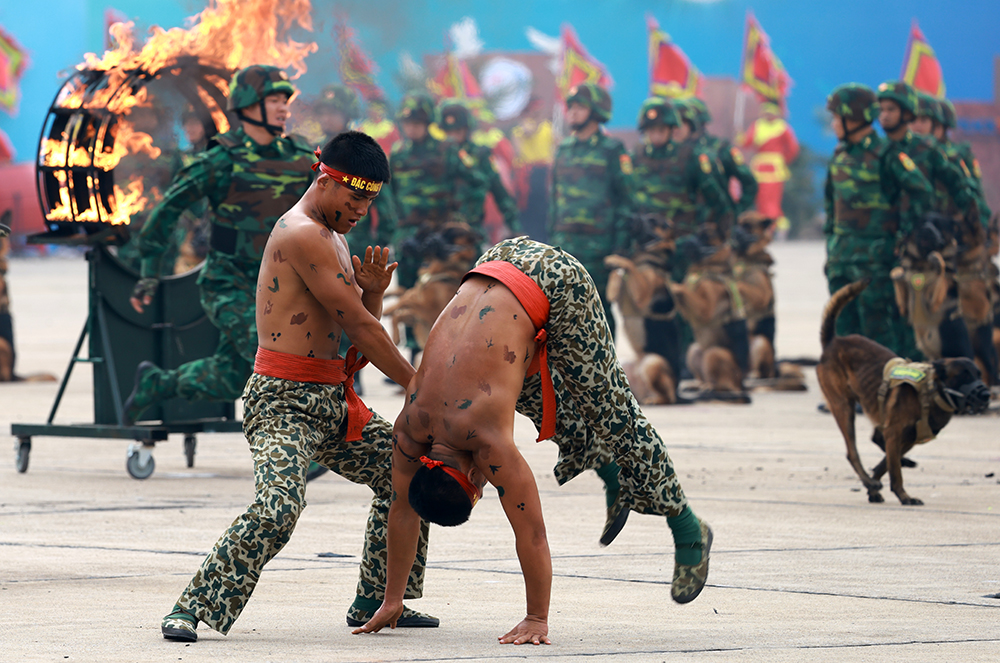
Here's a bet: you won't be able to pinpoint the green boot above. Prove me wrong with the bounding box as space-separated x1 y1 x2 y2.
595 461 629 546
124 361 177 424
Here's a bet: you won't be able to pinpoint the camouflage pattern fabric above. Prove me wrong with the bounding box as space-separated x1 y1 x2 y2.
905 133 976 220
823 131 929 355
701 134 758 217
877 131 937 241
477 237 689 516
173 372 430 635
453 140 520 235
136 125 315 277
942 139 992 230
227 65 296 112
549 130 635 334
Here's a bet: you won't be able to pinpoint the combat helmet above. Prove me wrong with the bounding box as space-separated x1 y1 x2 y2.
826 83 880 125
317 84 362 121
565 83 612 124
636 97 678 131
673 98 702 131
438 99 476 132
687 97 712 127
227 65 297 135
915 92 944 125
938 98 957 129
876 80 919 120
396 92 436 124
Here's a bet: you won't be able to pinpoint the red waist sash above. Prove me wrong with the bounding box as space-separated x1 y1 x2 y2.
463 261 555 441
253 345 373 442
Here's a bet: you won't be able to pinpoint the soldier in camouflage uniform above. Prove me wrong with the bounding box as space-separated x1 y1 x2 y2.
549 83 634 338
686 97 758 218
125 66 316 422
438 99 520 239
390 92 483 290
823 83 934 353
936 99 992 230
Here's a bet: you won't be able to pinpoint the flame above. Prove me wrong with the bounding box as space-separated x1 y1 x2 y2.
45 172 149 226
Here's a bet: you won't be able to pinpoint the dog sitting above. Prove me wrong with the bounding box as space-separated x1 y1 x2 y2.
604 214 681 404
669 237 751 403
817 279 990 505
383 223 482 353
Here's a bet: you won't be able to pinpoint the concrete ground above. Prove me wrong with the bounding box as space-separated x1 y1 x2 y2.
1 240 998 662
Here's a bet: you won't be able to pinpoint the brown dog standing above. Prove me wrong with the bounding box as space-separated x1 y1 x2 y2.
817 280 990 505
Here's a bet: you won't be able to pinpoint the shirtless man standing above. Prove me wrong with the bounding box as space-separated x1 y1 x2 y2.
353 237 713 645
161 131 437 643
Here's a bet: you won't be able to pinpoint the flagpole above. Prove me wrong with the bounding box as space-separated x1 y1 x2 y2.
734 85 746 138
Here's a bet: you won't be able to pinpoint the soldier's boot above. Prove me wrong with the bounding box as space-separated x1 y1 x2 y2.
305 462 329 482
345 596 439 628
161 604 198 642
668 506 712 604
596 461 629 546
124 361 177 425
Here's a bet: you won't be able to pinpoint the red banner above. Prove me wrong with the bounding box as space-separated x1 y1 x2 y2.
428 53 482 100
556 24 611 100
647 16 701 99
901 21 945 97
740 11 791 105
0 26 29 115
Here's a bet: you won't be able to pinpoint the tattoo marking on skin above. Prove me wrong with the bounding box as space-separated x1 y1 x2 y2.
503 345 516 364
267 277 279 293
466 430 477 440
418 410 430 428
478 305 495 320
513 314 517 320
309 264 317 272
319 227 331 239
485 283 495 292
497 486 505 498
486 338 494 349
409 391 418 404
273 250 288 263
337 273 351 286
489 464 501 475
516 503 525 511
278 217 287 228
307 350 314 358
426 434 433 442
406 414 410 425
327 332 337 342
450 305 467 319
270 332 281 342
443 419 451 431
263 300 273 315
290 312 308 325
524 347 530 363
334 211 342 222
392 490 397 502
451 355 457 366
393 436 420 462
306 332 311 339
336 310 344 318
457 399 472 409
478 380 492 395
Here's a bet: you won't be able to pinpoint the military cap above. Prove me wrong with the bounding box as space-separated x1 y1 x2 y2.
227 65 296 112
438 99 476 131
317 84 362 120
396 92 436 124
565 83 612 124
938 98 957 129
636 97 678 130
876 80 919 119
826 83 880 125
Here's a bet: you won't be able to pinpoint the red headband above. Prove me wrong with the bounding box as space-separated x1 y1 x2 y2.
312 148 383 194
419 456 482 507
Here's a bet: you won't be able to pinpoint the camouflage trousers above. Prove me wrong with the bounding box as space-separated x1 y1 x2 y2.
549 232 617 338
174 372 430 635
826 260 921 359
167 253 258 402
478 237 689 516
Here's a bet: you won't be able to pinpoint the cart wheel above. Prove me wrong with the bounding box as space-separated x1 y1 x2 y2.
126 444 155 480
15 437 31 473
183 434 196 468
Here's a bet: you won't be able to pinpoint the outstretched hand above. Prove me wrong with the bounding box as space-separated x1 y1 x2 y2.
499 617 550 645
352 245 397 294
350 602 403 636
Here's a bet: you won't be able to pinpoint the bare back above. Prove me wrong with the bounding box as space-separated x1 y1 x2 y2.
397 274 537 453
255 206 360 359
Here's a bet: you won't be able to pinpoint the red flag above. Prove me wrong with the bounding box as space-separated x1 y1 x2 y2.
556 24 612 100
647 16 702 98
901 21 945 97
0 26 28 115
428 53 483 100
740 11 792 105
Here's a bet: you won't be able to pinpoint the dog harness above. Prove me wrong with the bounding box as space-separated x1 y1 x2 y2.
253 345 372 441
877 358 954 445
463 260 555 442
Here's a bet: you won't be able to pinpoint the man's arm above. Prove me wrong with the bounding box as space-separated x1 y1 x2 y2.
609 142 635 255
477 441 551 645
289 224 414 386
